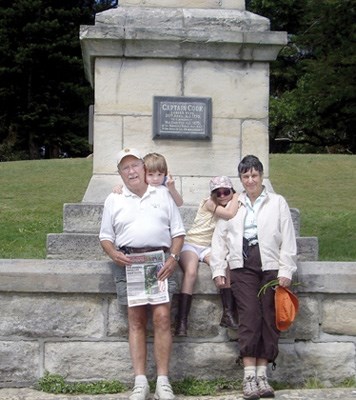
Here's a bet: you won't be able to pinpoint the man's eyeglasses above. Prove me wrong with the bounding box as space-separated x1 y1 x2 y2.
215 188 232 198
119 161 144 174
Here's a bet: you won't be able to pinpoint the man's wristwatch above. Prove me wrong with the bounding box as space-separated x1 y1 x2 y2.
169 253 180 262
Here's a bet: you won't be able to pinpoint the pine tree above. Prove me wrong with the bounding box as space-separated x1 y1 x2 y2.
0 0 115 160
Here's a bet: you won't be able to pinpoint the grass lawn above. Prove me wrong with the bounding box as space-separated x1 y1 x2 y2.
270 154 356 261
0 158 92 258
0 154 355 261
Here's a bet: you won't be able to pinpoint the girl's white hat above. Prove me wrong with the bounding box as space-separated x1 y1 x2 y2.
209 176 233 192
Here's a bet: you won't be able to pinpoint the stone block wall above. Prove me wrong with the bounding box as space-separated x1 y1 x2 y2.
0 259 355 388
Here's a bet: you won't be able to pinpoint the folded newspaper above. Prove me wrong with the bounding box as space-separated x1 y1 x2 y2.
126 250 169 307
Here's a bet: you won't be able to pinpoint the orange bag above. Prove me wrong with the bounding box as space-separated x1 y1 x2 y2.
275 286 299 331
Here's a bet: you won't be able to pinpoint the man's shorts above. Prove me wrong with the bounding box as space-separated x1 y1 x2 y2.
111 258 178 306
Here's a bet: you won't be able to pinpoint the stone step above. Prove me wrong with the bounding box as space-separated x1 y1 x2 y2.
62 203 301 235
46 232 318 261
62 203 199 233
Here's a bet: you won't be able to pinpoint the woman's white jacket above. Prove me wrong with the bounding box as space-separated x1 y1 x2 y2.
210 189 297 281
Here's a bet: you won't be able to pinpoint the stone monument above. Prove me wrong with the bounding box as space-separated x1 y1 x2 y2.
47 0 318 263
80 0 288 204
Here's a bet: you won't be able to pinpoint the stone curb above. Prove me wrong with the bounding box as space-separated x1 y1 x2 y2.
0 388 356 400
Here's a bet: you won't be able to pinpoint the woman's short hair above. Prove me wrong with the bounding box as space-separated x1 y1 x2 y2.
238 155 264 177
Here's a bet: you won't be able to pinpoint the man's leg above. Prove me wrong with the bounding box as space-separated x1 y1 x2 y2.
128 305 148 375
152 302 172 375
152 302 175 399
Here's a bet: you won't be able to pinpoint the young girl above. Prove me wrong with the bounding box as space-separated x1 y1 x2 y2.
175 176 240 336
114 152 183 207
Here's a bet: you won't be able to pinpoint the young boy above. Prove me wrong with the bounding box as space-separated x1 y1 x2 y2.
114 152 183 207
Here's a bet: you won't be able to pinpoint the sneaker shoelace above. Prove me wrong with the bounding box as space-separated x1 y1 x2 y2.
159 383 173 393
132 385 147 394
244 375 258 392
257 376 274 394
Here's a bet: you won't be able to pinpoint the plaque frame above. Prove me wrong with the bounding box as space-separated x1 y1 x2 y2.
153 96 212 140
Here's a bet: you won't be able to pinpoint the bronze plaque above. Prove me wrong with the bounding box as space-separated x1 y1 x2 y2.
153 96 212 140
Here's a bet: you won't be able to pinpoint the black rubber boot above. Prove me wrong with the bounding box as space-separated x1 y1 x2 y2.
219 288 239 330
175 293 192 336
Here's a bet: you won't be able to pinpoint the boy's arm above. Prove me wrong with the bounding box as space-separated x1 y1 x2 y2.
165 174 183 207
213 192 240 220
112 183 123 194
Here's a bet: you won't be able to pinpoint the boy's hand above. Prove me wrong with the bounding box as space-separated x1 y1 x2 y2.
165 174 175 189
113 184 123 194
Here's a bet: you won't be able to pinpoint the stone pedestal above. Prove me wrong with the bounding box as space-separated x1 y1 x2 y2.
120 0 245 9
80 2 287 204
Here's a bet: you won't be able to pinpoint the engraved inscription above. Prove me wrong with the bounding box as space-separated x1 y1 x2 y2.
153 96 212 140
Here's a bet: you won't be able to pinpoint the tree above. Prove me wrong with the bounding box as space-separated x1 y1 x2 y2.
247 0 356 153
0 0 115 160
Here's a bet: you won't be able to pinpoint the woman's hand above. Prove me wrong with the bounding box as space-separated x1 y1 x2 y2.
278 277 291 287
214 276 226 289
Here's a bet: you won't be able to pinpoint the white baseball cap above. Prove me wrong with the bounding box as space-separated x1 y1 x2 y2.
209 176 233 192
116 148 143 166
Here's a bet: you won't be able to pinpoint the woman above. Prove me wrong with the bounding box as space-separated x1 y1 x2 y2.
210 155 297 400
175 176 240 337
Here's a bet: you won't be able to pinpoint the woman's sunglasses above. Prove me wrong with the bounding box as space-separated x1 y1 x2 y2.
215 188 232 198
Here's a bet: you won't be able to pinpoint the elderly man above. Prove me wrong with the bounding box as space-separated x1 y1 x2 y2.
99 148 185 400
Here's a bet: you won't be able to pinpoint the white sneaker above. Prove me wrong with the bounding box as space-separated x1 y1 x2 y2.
154 381 175 400
256 375 275 398
242 375 259 400
129 383 150 400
